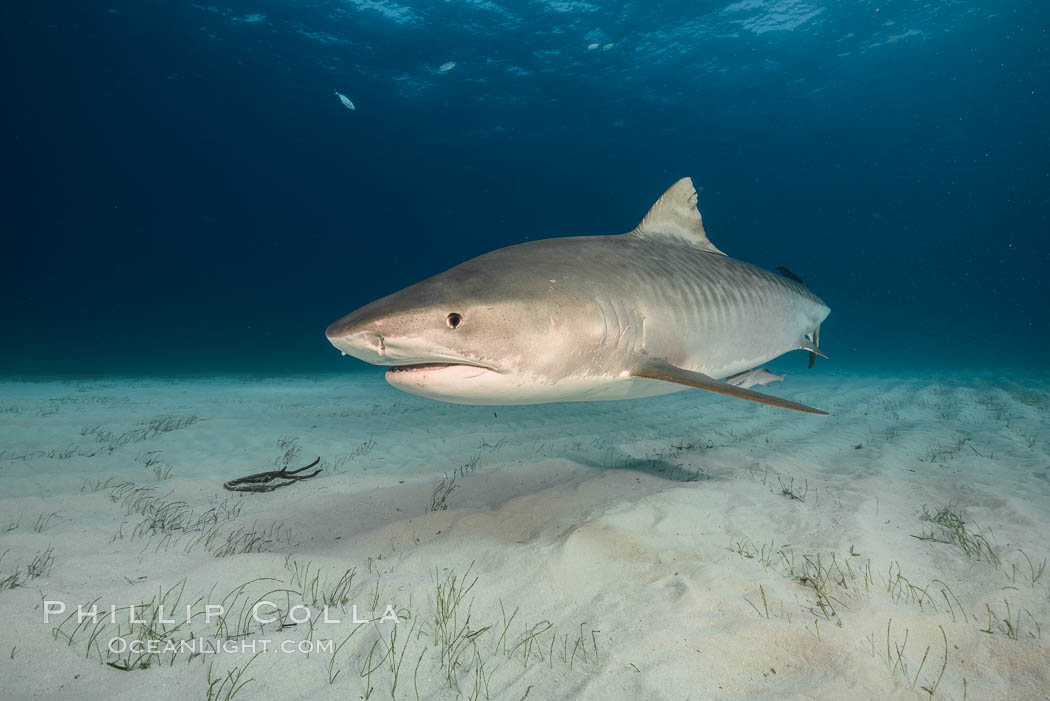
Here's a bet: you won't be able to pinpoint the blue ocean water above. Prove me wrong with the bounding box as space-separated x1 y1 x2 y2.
3 0 1047 377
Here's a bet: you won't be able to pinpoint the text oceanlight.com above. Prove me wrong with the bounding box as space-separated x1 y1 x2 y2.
108 638 337 655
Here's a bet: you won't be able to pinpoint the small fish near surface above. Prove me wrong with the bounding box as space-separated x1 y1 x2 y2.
326 178 830 413
334 89 355 111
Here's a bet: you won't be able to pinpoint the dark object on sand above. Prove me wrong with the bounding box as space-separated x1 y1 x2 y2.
223 458 323 493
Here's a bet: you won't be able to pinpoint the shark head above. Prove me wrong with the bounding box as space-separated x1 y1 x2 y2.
325 249 609 404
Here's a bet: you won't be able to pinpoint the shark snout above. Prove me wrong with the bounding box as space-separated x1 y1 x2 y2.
325 316 387 362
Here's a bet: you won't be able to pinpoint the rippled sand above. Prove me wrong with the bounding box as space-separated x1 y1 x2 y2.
1 371 1047 699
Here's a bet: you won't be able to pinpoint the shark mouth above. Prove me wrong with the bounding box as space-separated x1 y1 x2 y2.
388 362 461 373
387 362 497 374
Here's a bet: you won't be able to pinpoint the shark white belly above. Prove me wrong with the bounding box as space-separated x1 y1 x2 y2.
326 178 830 413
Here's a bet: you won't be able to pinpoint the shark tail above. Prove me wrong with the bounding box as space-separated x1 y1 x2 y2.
802 325 825 368
777 266 825 369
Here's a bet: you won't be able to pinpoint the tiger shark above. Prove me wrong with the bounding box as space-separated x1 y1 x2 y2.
326 178 830 413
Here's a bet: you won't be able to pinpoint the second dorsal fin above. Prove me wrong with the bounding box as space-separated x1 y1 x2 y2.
776 266 806 285
632 177 725 255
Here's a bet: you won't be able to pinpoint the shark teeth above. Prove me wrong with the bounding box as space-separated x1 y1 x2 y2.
388 363 460 373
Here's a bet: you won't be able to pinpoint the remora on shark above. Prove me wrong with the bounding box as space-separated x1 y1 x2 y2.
326 178 830 414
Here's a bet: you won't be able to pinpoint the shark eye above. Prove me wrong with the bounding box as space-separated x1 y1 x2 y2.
446 313 463 329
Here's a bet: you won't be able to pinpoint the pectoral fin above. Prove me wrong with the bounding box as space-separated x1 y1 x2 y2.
630 358 828 415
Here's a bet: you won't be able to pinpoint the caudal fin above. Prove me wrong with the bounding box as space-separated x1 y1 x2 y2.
777 267 824 368
808 325 822 368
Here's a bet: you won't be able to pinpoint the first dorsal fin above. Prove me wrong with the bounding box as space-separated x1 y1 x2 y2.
632 177 725 255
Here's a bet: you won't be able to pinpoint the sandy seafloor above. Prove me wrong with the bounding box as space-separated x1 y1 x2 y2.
0 371 1048 700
